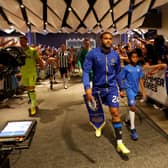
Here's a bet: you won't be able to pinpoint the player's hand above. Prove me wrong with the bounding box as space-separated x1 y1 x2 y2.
86 94 94 102
85 88 93 102
120 90 125 98
140 96 147 103
142 93 147 101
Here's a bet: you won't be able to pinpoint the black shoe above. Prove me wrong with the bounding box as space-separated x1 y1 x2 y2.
124 120 131 128
50 81 53 90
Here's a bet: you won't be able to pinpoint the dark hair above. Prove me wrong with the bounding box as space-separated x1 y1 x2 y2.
128 49 137 59
20 36 28 40
134 48 143 57
100 31 112 39
154 35 165 46
83 38 90 42
124 45 129 50
145 44 154 58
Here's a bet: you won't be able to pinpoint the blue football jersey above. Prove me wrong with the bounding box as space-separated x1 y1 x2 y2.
120 64 144 94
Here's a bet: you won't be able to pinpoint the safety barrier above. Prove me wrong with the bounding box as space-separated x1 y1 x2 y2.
143 65 168 107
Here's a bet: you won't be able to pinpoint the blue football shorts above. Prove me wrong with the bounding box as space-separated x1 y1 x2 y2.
126 88 137 106
93 87 119 108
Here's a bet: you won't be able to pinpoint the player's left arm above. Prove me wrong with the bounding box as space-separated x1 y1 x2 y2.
139 78 146 99
116 53 125 92
139 68 146 99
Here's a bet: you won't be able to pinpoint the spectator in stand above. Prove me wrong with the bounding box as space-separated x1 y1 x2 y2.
118 45 129 68
0 37 17 48
152 35 168 65
142 44 154 65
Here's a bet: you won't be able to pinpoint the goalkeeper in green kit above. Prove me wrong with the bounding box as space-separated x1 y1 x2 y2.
20 36 39 116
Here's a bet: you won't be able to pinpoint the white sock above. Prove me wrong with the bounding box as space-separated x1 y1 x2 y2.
129 110 135 130
117 139 123 144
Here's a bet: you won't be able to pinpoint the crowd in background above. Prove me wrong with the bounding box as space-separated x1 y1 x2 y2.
25 34 168 86
0 34 168 100
115 35 168 68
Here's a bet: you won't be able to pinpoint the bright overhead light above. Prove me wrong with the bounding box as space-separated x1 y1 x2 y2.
68 7 72 11
9 24 14 29
4 24 15 34
4 28 15 34
20 4 24 8
42 29 48 35
112 29 119 35
109 9 113 13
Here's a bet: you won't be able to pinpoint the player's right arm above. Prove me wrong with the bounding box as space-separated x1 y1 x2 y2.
85 88 93 102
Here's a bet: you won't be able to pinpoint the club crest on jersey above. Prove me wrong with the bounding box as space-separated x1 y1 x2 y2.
137 68 140 72
111 58 116 66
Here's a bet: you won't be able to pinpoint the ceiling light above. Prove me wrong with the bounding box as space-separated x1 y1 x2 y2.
20 4 24 8
42 29 48 35
27 27 30 32
61 27 66 32
68 7 72 12
109 9 113 13
9 24 14 29
112 24 115 28
4 27 15 34
113 30 119 35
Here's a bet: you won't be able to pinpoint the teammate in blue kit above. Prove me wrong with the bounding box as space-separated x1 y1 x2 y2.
120 49 146 140
82 31 130 155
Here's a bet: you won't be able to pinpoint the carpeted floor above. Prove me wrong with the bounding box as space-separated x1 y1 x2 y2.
0 74 168 168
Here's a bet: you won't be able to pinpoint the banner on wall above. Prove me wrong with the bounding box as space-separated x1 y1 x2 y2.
143 66 168 106
66 38 96 49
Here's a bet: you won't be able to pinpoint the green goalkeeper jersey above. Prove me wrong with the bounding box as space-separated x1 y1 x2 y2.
21 47 39 76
